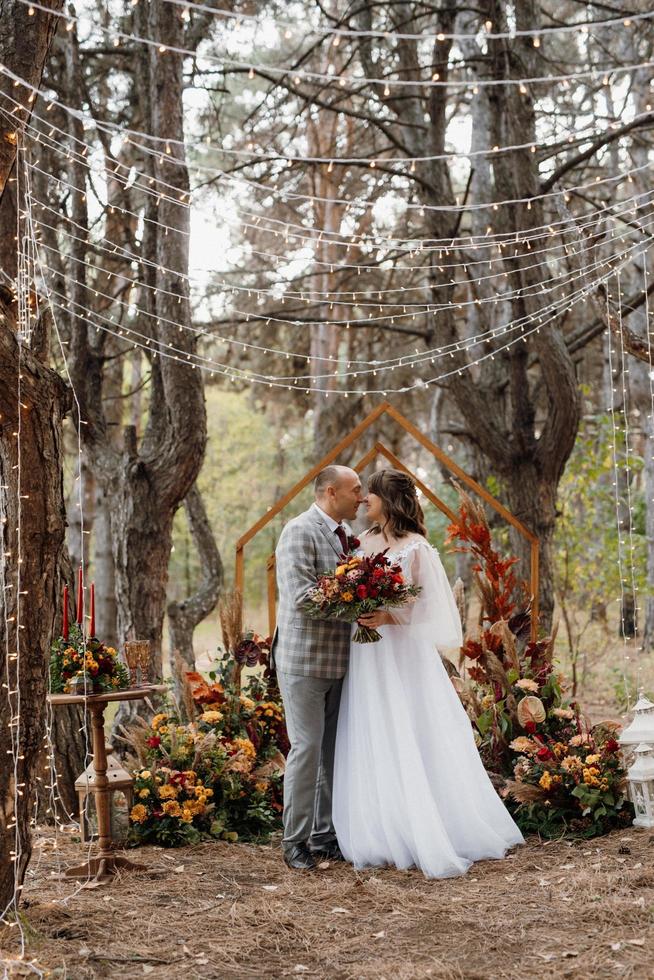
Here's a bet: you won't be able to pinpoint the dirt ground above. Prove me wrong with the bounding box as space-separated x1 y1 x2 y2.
2 824 654 979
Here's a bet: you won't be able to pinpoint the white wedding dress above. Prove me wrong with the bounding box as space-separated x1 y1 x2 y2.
332 535 524 878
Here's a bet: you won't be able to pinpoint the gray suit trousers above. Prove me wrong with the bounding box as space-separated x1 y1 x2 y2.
277 670 343 848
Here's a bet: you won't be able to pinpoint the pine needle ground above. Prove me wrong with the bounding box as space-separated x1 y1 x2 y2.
2 826 654 978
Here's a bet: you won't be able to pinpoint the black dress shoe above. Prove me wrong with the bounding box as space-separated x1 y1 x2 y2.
309 841 345 862
283 842 317 870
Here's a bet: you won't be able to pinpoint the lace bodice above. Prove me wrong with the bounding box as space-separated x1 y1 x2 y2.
359 534 437 568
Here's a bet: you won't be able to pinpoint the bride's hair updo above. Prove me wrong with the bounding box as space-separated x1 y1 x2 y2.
368 468 427 539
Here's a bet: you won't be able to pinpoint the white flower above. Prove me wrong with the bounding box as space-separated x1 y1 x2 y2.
516 678 539 692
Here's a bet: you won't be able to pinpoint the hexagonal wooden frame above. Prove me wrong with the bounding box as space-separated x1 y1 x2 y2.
235 401 539 639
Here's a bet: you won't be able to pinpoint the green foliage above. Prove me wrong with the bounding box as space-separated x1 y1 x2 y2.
170 390 312 617
555 411 648 625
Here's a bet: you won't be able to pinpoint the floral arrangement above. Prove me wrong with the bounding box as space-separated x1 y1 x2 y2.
304 551 421 642
447 485 632 839
504 722 629 838
125 594 288 846
49 623 129 694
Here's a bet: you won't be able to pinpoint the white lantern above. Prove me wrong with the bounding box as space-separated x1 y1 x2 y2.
619 694 654 748
627 743 654 829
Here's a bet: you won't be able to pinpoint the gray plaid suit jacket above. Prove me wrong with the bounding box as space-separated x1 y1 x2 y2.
272 503 352 679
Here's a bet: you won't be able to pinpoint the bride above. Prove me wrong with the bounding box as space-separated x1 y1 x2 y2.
332 468 524 878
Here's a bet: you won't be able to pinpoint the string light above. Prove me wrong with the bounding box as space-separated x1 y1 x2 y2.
8 76 652 224
160 0 654 42
28 165 98 897
10 3 654 91
615 271 642 675
605 277 633 707
34 209 651 333
34 236 646 393
31 219 652 378
4 66 645 170
8 88 652 251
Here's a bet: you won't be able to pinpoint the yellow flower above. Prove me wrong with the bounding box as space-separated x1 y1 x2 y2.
341 591 354 602
138 788 150 799
140 770 152 780
159 784 179 800
516 678 539 692
130 804 148 824
240 696 255 711
181 808 193 823
151 713 168 731
561 756 583 772
233 737 256 758
255 781 269 794
600 778 609 791
583 767 601 787
162 800 182 818
200 710 223 724
335 565 348 577
539 772 552 790
195 785 212 798
105 647 117 657
585 754 601 765
158 725 169 735
183 770 197 783
185 800 205 816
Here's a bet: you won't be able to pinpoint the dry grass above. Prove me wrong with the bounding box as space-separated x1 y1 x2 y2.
2 825 654 979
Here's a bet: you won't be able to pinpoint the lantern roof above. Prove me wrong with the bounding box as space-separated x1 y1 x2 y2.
628 742 654 780
618 694 654 745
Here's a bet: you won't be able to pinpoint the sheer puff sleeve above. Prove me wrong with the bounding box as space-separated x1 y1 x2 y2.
387 540 463 650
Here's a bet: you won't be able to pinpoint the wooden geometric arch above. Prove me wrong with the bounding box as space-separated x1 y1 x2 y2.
235 401 539 639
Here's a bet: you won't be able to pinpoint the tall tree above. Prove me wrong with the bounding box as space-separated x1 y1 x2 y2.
63 0 207 728
0 0 66 917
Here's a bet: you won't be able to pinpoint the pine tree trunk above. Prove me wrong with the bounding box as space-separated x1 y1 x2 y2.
0 0 67 916
0 315 69 913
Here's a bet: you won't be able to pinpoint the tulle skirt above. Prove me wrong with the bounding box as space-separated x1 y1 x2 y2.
332 624 525 878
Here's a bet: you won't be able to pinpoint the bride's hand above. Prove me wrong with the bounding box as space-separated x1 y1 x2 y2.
357 610 393 628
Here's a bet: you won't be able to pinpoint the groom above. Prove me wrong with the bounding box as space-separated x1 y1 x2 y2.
273 465 363 870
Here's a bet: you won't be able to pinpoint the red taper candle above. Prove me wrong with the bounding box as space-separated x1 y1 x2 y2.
89 582 95 638
76 566 84 625
62 585 69 640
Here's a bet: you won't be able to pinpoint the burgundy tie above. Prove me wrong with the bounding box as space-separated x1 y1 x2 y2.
335 525 348 554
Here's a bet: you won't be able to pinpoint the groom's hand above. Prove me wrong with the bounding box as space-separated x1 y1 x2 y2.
357 610 393 628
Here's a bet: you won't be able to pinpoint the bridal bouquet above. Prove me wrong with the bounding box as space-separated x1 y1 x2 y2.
304 552 421 643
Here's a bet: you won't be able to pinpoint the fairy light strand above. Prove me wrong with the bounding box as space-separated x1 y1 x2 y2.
11 3 654 91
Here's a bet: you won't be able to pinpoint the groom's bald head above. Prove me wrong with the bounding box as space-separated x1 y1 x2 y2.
314 465 363 522
314 465 354 498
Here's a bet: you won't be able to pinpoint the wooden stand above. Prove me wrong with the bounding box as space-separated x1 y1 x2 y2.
48 686 162 884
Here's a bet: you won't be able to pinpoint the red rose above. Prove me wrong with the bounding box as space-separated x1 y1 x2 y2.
372 568 385 579
391 573 403 584
536 747 552 761
356 585 368 599
604 738 619 754
369 588 379 598
524 721 537 734
146 736 161 748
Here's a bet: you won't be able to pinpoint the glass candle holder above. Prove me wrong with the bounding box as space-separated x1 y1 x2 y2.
135 640 151 685
123 642 141 688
